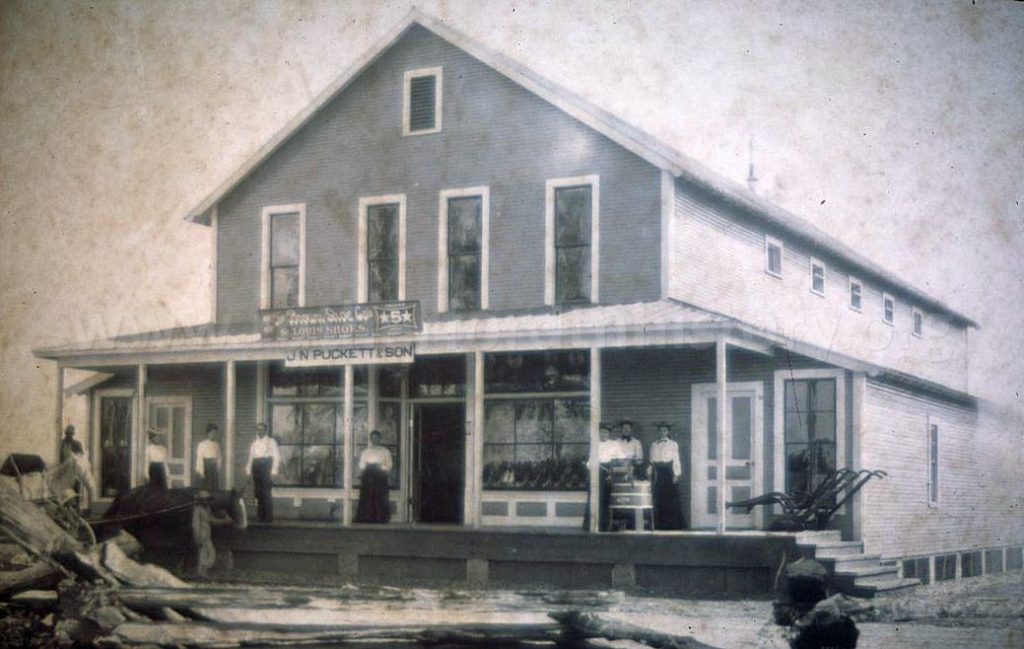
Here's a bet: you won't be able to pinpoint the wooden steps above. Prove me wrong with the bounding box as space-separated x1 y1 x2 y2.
797 533 920 598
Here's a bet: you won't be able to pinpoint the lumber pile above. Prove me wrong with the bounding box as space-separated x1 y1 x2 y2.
2 480 719 648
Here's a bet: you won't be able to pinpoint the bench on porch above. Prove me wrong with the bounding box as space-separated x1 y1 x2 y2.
726 468 886 531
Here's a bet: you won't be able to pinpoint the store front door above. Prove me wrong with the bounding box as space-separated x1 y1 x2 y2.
412 403 465 524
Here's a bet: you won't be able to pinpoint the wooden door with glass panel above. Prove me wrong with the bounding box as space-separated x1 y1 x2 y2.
146 397 192 488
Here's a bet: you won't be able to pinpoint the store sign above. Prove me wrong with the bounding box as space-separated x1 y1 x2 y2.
284 343 416 367
260 302 421 341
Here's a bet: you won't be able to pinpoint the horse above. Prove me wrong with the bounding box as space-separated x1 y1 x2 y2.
103 485 246 576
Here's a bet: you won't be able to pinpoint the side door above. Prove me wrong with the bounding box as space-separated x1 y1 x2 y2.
690 382 764 530
146 397 193 488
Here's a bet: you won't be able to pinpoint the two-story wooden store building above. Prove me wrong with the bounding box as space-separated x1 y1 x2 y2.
36 12 1022 594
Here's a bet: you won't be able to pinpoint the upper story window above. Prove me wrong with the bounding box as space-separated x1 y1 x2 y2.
849 277 863 312
765 236 783 278
260 204 305 310
882 292 895 326
438 187 489 312
358 195 406 303
927 419 940 506
545 176 600 305
912 307 924 337
403 67 443 135
810 258 826 296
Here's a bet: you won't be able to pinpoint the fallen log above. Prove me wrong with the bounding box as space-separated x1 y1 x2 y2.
551 610 722 649
0 563 62 597
113 621 561 647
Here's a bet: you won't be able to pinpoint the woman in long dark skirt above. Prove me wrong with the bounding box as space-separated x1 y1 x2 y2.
649 422 685 530
355 430 393 523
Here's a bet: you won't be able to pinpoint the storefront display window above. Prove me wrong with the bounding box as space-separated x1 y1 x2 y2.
484 350 589 393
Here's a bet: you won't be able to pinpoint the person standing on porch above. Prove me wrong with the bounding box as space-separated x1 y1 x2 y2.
355 430 393 523
246 423 280 523
649 422 685 530
619 420 644 480
144 429 170 490
60 425 79 464
195 423 223 492
583 422 623 531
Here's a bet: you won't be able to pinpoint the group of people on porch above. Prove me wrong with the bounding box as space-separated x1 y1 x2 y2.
588 420 686 532
139 418 683 531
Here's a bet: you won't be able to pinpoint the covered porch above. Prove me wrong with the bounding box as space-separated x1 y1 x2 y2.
36 299 872 538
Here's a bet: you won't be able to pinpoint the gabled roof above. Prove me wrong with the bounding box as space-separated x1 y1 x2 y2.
181 10 975 327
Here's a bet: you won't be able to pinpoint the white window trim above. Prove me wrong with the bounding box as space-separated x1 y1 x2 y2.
765 235 784 278
544 175 600 306
882 292 895 326
772 368 846 495
848 276 863 312
810 257 826 297
927 416 940 507
402 67 443 136
358 194 407 303
437 186 490 313
260 203 307 310
912 307 924 338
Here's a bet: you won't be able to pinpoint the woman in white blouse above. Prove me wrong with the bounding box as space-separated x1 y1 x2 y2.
355 430 393 523
144 429 170 490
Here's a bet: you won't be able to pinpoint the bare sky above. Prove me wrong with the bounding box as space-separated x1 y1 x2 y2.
1 1 1022 456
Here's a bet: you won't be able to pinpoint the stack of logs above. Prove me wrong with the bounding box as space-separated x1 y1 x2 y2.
1 480 720 648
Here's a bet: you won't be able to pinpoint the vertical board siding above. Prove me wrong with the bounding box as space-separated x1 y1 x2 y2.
669 179 968 392
217 25 661 326
861 380 1023 558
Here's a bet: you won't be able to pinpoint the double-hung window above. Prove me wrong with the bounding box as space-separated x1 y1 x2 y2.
546 176 599 305
783 378 837 496
358 195 406 303
912 308 924 337
261 204 305 310
403 67 442 135
882 292 895 325
765 236 783 278
810 258 826 296
849 277 863 311
438 187 489 312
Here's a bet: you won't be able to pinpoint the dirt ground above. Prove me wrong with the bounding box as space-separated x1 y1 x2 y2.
208 569 1022 649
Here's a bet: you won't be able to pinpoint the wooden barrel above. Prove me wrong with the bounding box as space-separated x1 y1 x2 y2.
610 480 653 508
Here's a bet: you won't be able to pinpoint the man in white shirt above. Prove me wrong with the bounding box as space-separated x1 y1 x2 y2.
196 423 223 492
246 423 280 523
619 420 644 479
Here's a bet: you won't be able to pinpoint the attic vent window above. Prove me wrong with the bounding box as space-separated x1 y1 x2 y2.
765 236 783 278
403 67 442 135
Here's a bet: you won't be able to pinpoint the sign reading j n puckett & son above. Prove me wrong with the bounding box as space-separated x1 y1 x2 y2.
259 302 422 341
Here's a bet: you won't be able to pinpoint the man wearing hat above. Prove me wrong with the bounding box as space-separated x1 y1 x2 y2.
195 423 223 492
649 422 685 529
144 429 170 490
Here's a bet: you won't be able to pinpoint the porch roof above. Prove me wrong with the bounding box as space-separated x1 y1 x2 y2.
31 299 974 405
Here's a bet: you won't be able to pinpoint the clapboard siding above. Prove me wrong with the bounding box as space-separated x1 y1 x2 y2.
216 24 661 325
861 380 1022 558
145 365 223 484
601 347 789 519
669 178 968 392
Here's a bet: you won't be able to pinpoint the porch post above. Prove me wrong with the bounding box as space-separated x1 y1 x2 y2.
850 372 866 542
134 363 147 488
342 365 354 526
715 338 727 534
589 347 602 533
54 361 65 462
367 366 379 430
224 360 236 488
468 351 484 528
